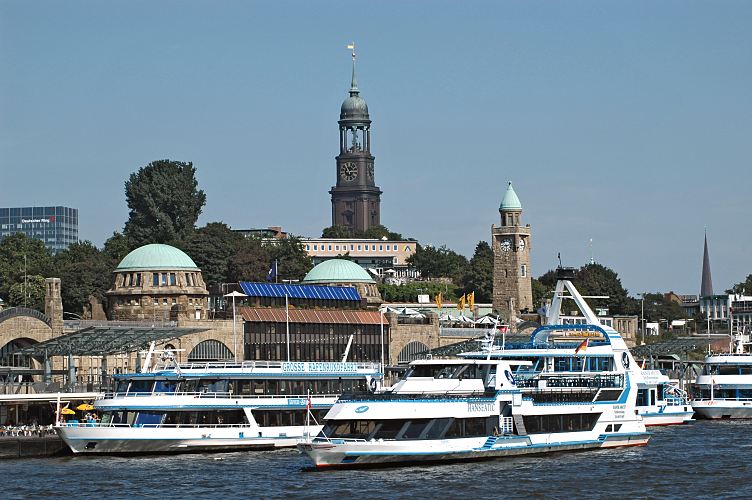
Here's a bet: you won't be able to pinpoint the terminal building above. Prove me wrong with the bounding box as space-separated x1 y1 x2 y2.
302 238 418 280
0 206 78 253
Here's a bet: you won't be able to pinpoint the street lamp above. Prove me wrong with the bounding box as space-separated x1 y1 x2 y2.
224 290 248 363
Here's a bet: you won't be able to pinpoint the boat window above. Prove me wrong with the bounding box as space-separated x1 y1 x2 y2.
719 365 740 375
522 413 599 434
134 411 165 427
154 380 178 393
129 380 153 394
115 380 129 393
373 420 407 439
424 418 452 439
402 419 432 439
636 388 648 407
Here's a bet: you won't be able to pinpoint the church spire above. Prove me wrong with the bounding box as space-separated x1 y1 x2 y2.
347 42 359 95
700 230 714 297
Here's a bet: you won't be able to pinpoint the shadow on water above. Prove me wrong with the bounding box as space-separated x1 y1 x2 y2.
3 421 752 499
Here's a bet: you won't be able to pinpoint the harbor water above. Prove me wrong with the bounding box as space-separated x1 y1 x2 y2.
2 420 750 499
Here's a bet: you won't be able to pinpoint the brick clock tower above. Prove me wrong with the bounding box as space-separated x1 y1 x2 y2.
330 45 382 233
492 182 533 323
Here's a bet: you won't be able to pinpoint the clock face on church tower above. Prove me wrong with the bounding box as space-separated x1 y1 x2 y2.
500 238 512 252
340 162 358 181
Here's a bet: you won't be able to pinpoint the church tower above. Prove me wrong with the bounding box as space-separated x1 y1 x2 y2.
492 182 533 324
330 45 382 232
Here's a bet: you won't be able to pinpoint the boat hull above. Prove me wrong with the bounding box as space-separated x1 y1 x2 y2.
298 433 650 469
56 424 321 455
692 400 752 419
639 407 694 426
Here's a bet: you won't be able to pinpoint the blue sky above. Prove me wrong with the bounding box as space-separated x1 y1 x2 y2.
1 1 750 295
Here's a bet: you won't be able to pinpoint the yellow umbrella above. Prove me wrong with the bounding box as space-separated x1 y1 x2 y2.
60 408 76 415
76 403 95 411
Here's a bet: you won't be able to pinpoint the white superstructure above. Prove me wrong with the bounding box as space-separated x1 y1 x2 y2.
55 358 381 454
636 370 693 426
692 332 752 419
298 271 650 468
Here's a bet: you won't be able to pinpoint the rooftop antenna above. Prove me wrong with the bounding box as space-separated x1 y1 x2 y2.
589 238 595 265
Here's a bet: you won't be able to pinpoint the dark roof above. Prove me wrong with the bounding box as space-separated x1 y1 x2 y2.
630 338 707 357
239 282 361 302
240 307 387 325
13 326 209 356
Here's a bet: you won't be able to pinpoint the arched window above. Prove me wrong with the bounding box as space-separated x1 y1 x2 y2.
397 341 430 364
188 340 233 362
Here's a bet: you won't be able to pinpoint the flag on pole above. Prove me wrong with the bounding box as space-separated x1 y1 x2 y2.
457 294 466 311
574 339 588 355
467 291 475 310
266 260 278 282
498 325 508 334
435 292 443 310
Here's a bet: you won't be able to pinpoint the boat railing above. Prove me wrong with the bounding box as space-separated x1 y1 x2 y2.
100 391 340 400
158 360 381 372
61 422 257 429
515 374 623 389
337 390 494 402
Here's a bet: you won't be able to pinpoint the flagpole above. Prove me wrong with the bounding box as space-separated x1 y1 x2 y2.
380 309 385 376
275 259 279 284
285 293 290 362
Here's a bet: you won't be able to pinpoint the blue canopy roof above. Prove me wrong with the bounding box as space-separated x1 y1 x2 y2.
239 282 361 302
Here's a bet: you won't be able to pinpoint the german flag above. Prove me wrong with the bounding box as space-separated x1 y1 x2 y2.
574 339 588 355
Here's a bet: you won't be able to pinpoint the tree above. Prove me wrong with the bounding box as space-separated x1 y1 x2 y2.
727 274 752 295
0 233 54 306
321 225 354 238
407 244 468 282
378 281 460 303
228 237 270 283
538 263 638 315
8 275 46 310
54 241 113 315
461 241 494 302
321 224 405 241
267 236 314 282
102 231 133 265
123 159 206 247
531 278 549 311
181 223 244 286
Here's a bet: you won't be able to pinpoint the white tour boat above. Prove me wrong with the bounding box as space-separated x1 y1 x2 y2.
635 370 693 426
298 269 650 468
692 332 752 419
55 352 381 454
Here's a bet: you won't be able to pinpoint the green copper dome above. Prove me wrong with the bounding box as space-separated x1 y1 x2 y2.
303 259 375 284
116 244 199 271
499 181 522 211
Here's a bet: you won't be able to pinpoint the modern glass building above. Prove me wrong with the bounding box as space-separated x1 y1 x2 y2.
0 206 78 253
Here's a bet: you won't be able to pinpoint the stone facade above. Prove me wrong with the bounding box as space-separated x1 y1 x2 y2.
107 268 209 321
492 208 533 323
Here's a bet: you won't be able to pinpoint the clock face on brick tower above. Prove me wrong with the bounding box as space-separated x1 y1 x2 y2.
340 162 358 181
500 238 512 252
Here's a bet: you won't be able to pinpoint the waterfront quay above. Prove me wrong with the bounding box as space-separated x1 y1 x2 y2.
0 434 66 459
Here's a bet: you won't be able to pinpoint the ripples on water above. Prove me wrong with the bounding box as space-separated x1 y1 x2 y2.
2 421 751 499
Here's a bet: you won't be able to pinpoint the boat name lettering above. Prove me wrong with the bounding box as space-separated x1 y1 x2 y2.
287 398 306 406
467 402 495 413
282 362 358 373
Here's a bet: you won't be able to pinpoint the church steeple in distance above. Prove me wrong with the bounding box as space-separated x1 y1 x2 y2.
700 230 714 297
330 43 382 233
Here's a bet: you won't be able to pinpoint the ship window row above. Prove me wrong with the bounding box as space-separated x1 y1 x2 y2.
251 409 328 427
403 364 494 380
320 416 498 441
119 378 367 396
522 413 599 434
696 388 752 399
103 409 248 427
554 356 614 372
703 365 752 375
